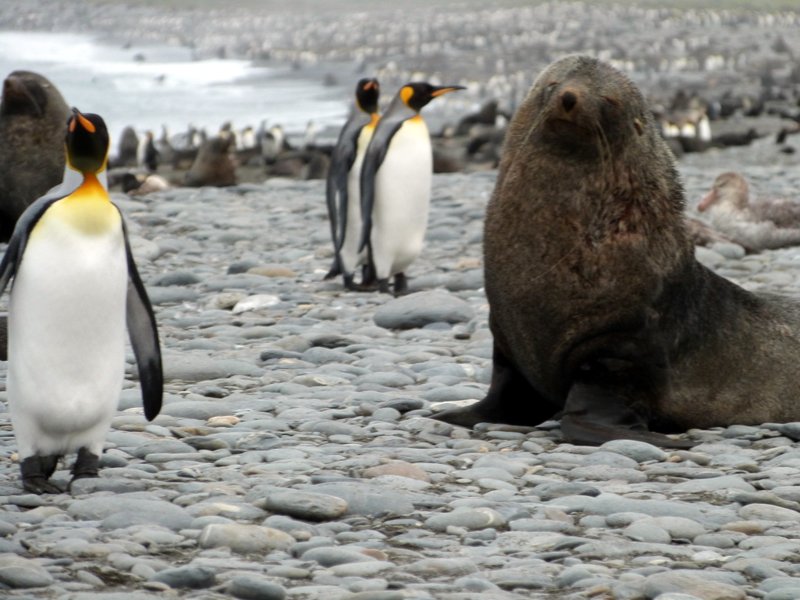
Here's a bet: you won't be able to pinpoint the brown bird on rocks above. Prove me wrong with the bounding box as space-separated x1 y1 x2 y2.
698 171 800 251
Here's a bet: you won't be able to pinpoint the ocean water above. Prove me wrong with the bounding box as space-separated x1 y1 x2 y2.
0 30 350 144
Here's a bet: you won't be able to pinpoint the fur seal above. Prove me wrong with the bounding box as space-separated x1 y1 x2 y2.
0 71 70 242
434 55 800 447
698 172 800 251
185 135 237 187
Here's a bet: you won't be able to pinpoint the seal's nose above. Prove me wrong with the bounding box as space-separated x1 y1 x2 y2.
561 90 578 112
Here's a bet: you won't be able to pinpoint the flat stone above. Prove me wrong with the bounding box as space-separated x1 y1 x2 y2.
373 291 474 329
198 523 295 553
68 493 193 531
163 354 263 381
644 570 746 600
259 489 348 521
151 565 217 589
0 553 54 588
228 575 287 600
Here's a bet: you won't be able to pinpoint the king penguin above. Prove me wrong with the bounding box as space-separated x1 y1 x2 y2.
0 108 163 494
324 77 380 290
359 82 464 294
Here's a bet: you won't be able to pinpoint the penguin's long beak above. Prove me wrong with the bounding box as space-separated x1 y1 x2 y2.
364 80 378 91
69 107 96 134
431 85 466 97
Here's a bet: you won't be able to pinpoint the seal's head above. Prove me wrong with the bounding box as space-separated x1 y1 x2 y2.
509 55 654 162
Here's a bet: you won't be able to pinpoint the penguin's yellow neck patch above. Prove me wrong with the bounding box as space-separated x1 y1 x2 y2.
41 173 119 236
367 113 380 128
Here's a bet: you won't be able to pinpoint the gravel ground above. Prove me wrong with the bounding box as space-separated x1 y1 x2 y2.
0 140 799 599
2 2 800 599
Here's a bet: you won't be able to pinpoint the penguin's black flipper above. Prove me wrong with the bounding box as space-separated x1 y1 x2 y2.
358 118 406 253
327 111 369 258
0 192 65 296
120 217 163 421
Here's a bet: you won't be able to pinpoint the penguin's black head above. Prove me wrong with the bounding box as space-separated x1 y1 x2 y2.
400 82 465 112
355 78 380 114
65 108 109 173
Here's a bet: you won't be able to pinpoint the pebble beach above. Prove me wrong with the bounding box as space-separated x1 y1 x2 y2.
2 1 800 599
0 156 799 599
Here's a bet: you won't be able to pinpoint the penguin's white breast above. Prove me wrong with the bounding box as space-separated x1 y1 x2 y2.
9 193 128 397
374 117 433 228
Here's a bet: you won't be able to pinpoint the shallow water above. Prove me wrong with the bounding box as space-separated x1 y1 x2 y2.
0 30 350 143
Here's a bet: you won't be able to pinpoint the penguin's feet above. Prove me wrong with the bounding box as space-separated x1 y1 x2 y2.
393 273 409 296
377 278 392 294
360 263 377 287
70 447 100 481
20 456 63 494
343 273 357 291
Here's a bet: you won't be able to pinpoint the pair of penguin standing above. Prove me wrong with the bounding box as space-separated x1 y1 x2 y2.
0 108 162 493
325 78 464 294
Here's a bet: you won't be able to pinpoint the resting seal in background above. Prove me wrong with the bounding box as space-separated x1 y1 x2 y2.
434 55 800 447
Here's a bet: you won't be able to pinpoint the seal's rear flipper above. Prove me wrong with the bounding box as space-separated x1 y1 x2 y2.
561 381 694 449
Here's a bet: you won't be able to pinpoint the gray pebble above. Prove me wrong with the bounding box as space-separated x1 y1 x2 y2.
373 291 474 329
259 489 349 521
150 564 217 589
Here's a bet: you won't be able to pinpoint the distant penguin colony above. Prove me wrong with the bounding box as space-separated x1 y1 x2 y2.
0 108 163 493
358 82 464 294
325 77 381 290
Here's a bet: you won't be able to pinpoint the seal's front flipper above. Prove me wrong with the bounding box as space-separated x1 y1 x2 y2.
561 381 694 449
433 342 559 428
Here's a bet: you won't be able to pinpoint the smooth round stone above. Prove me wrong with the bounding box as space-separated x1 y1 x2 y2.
531 482 601 501
151 271 201 286
508 518 576 533
623 522 671 544
765 590 800 600
232 294 281 314
402 557 478 577
644 570 746 600
228 575 287 600
361 461 431 482
306 483 415 516
129 439 197 458
259 489 348 521
695 246 725 268
301 546 377 567
163 354 263 381
68 494 193 531
710 242 746 260
0 553 54 588
158 401 234 420
739 504 800 522
569 465 647 483
198 523 294 553
671 475 756 494
425 508 506 532
357 372 416 387
643 517 706 541
601 439 668 463
373 291 474 329
150 565 216 589
147 287 200 304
